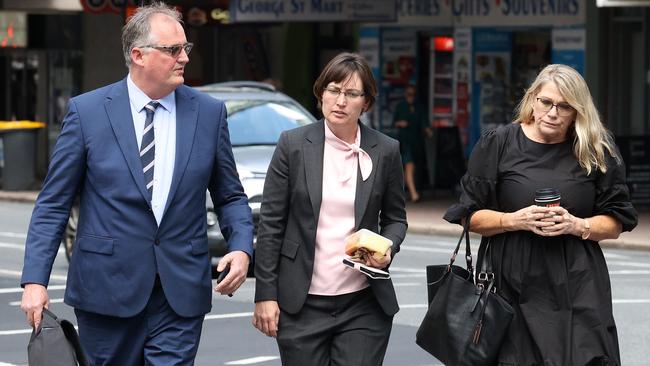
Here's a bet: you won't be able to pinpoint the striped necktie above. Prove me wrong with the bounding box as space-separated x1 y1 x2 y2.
140 101 160 196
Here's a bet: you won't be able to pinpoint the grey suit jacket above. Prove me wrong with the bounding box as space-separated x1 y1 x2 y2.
254 120 407 316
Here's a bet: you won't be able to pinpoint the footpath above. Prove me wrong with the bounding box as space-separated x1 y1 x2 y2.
1 190 648 250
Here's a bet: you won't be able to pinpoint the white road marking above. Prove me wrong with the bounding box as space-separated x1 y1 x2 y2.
225 356 280 365
0 232 26 239
0 329 32 336
0 242 24 250
0 285 66 294
0 362 20 366
390 267 425 273
401 246 457 254
400 304 428 309
0 269 67 282
609 270 650 275
607 261 650 268
0 241 65 255
9 298 64 306
393 282 422 287
391 274 425 278
603 252 630 259
0 311 253 337
399 299 650 309
204 312 252 320
613 299 650 304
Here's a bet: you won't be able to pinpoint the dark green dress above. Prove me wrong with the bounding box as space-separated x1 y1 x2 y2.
393 100 427 164
445 123 638 366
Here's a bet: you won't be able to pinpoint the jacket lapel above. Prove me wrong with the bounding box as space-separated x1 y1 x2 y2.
354 123 379 229
162 85 198 217
303 121 325 225
105 79 152 206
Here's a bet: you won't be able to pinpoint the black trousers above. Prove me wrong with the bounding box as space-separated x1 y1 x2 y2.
277 287 393 366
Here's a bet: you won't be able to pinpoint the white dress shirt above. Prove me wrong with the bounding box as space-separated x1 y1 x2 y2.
127 75 176 225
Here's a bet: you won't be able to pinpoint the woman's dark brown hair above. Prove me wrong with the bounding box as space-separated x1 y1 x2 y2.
313 52 377 111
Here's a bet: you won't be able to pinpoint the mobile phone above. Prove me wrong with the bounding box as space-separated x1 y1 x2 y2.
216 266 233 297
216 266 230 284
342 258 391 280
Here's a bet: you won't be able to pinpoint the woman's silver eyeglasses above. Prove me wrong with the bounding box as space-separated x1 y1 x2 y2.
140 42 194 57
324 87 365 100
535 97 575 117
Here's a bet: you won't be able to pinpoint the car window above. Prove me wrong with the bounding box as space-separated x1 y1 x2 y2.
225 101 313 146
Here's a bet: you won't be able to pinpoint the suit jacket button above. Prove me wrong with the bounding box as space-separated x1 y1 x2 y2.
155 239 160 245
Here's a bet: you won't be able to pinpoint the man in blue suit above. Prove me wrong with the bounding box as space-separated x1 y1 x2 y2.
20 3 253 364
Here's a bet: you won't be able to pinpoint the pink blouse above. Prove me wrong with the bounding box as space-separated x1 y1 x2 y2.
308 122 373 295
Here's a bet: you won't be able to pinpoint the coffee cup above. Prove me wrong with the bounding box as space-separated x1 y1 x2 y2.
535 188 561 207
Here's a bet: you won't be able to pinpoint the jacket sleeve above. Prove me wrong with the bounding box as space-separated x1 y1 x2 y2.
208 103 254 257
254 131 291 302
379 140 408 257
21 99 86 287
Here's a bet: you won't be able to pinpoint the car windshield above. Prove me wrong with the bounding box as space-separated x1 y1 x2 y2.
225 100 313 146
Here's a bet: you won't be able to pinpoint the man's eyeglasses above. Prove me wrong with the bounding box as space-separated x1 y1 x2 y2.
140 42 194 57
324 87 365 100
535 97 575 117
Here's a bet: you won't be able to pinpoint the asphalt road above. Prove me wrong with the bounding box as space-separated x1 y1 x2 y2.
1 201 649 365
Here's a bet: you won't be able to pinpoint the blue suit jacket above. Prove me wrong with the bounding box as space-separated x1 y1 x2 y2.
21 79 254 318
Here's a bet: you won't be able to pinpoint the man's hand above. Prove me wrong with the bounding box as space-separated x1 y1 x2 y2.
252 300 280 338
21 284 49 329
213 250 249 296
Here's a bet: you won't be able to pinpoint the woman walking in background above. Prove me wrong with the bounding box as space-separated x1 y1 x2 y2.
393 84 430 203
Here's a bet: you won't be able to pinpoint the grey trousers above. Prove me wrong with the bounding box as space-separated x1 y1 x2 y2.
277 287 393 366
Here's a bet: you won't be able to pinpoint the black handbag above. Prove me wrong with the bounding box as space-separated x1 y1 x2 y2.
416 220 514 366
28 308 89 366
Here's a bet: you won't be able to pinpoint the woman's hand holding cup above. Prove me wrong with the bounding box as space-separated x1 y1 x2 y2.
505 205 556 235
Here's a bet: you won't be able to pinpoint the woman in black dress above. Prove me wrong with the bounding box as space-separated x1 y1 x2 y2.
445 64 637 365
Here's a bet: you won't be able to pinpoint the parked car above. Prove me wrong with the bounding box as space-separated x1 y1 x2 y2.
62 81 317 276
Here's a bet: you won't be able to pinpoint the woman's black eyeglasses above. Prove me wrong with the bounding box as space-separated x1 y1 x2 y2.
140 42 193 57
535 97 575 117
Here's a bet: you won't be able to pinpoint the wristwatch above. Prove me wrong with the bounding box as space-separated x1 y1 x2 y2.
581 218 591 240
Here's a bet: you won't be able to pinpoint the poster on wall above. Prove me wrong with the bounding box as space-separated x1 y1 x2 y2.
380 28 418 131
471 28 512 148
453 28 472 154
551 28 585 75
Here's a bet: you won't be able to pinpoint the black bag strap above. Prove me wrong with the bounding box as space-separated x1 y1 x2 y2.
448 215 473 274
42 308 89 366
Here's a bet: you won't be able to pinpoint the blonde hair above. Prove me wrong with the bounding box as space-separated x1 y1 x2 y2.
513 64 618 174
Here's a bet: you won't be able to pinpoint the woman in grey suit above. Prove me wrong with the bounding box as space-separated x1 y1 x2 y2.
252 52 408 365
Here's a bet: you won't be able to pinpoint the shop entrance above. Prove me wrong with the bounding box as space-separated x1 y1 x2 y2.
0 49 82 187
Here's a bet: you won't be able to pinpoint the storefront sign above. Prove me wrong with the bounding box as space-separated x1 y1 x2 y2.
551 28 585 75
451 0 585 27
392 0 586 27
396 0 453 26
230 0 396 22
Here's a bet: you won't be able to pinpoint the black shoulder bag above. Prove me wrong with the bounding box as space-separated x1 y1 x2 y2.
415 219 514 366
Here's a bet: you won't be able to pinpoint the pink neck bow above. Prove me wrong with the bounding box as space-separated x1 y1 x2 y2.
324 122 373 182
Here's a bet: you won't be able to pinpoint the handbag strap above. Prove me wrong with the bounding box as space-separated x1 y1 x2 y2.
448 215 473 274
